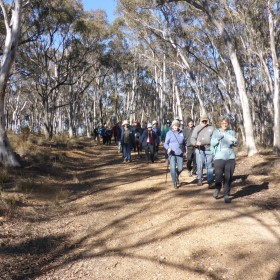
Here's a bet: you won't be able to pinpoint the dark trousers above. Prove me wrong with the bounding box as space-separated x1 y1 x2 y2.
186 146 197 173
214 159 235 196
145 144 154 162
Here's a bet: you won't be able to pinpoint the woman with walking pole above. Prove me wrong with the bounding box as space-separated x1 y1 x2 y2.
164 119 186 189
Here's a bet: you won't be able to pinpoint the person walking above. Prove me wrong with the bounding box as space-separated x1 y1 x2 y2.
183 117 197 177
116 123 122 153
121 120 135 163
152 120 161 160
211 116 238 203
140 123 157 163
133 120 143 158
161 120 171 163
164 119 186 189
190 113 214 187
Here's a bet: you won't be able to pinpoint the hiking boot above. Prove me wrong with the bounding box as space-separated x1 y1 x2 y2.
224 195 231 203
213 188 220 199
207 181 215 189
197 179 203 187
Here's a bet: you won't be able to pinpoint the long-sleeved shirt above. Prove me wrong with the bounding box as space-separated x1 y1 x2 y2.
190 124 214 150
161 125 170 142
183 126 195 146
164 129 186 156
210 128 238 160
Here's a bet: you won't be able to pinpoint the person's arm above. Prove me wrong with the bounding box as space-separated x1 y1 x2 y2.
164 131 171 151
210 129 223 148
190 127 198 146
225 130 238 146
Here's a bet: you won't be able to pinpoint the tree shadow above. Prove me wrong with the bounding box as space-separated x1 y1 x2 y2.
232 174 249 183
274 270 280 280
231 182 269 200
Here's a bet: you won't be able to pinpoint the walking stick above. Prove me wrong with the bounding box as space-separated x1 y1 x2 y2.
165 154 171 183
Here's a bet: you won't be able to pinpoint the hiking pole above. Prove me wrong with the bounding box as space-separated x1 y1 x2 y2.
165 153 171 183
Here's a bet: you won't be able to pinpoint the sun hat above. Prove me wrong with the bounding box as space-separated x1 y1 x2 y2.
200 113 208 121
122 120 129 126
152 120 158 125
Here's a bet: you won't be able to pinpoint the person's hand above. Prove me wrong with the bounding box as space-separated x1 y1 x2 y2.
167 148 172 154
196 141 201 146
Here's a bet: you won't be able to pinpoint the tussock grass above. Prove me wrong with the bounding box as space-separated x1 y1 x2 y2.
0 169 10 184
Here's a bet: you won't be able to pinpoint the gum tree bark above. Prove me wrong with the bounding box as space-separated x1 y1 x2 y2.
0 0 23 166
268 0 280 154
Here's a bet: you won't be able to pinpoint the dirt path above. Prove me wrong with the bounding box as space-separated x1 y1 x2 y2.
0 140 279 280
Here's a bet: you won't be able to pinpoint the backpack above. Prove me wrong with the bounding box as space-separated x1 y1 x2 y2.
135 132 140 143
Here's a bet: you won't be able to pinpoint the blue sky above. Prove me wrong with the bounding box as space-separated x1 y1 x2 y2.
81 0 117 22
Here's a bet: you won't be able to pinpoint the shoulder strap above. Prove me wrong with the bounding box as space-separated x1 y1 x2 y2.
196 124 207 137
172 130 181 144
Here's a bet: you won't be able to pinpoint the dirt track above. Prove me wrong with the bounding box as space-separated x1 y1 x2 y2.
0 140 279 280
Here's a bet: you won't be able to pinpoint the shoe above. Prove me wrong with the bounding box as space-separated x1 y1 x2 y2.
208 181 215 189
224 195 231 203
176 178 180 188
173 182 179 189
213 188 220 199
197 179 202 187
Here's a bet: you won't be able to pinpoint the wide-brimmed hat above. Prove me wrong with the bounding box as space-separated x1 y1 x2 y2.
122 120 129 126
200 114 208 121
152 120 158 125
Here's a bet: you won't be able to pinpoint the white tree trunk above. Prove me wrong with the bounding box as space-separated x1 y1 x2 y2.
0 0 23 166
268 0 280 153
229 49 257 156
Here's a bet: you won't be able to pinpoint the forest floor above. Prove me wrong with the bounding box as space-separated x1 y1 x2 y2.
0 137 279 280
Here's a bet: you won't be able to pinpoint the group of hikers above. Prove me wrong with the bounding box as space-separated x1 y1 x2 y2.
96 113 238 203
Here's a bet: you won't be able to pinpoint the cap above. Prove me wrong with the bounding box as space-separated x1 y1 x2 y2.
171 120 180 127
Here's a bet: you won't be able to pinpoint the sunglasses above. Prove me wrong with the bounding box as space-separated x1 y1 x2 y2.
202 120 208 123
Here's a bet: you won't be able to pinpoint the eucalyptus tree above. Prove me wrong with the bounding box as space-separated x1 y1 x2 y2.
15 0 87 139
118 0 179 124
154 0 258 156
63 9 113 137
0 0 27 166
118 0 235 126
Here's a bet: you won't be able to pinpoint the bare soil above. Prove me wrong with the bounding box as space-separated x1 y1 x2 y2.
0 138 279 280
